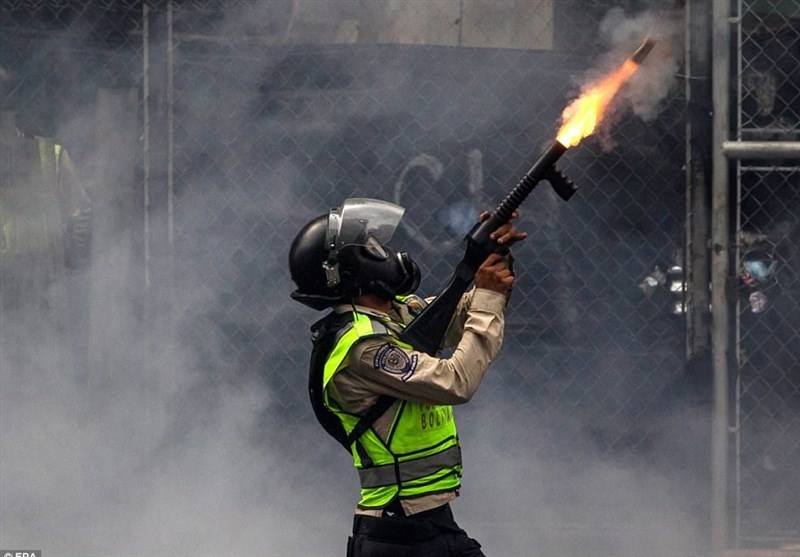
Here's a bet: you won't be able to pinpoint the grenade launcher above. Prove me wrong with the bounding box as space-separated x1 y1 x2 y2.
397 37 656 356
397 140 577 355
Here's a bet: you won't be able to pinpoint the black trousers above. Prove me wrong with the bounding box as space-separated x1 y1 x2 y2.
347 503 485 557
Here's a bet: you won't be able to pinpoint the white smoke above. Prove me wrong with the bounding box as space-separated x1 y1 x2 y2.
600 7 683 122
565 7 683 151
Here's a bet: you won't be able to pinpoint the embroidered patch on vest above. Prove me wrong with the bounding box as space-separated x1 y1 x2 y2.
374 343 418 381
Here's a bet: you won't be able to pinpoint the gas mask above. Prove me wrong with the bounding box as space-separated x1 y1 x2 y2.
323 198 420 300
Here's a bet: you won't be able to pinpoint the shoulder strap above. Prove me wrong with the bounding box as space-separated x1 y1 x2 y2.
342 394 395 448
308 312 396 452
308 312 350 448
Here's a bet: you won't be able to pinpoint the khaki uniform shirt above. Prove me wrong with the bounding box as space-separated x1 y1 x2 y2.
328 288 507 516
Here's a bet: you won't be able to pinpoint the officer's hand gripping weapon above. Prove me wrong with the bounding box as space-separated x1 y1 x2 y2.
397 37 656 356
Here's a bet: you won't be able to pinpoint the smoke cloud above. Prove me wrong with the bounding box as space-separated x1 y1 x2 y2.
563 7 683 151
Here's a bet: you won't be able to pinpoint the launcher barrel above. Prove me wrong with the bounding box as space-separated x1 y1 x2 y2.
397 38 652 355
630 37 655 65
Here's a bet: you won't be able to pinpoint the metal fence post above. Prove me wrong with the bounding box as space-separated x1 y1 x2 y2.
711 0 733 554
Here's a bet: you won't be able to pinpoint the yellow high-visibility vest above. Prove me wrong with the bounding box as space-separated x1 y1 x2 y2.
321 310 462 509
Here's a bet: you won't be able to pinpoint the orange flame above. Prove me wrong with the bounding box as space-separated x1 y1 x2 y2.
556 59 639 148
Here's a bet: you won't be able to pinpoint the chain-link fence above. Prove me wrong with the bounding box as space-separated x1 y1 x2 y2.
0 1 759 555
739 0 800 138
736 169 800 546
734 0 800 548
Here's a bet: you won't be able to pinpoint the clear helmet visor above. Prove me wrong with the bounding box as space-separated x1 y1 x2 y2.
327 198 405 255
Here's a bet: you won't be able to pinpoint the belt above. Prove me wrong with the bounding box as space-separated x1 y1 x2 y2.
352 504 460 543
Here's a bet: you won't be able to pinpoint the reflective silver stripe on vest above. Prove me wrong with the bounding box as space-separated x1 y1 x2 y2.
357 445 462 488
332 322 354 347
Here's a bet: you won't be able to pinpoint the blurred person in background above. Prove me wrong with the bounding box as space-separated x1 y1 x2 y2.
1 66 93 380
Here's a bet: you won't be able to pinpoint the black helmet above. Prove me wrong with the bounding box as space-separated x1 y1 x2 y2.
289 198 420 310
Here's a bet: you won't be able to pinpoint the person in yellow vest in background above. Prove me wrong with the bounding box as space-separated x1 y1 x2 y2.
0 108 92 379
288 198 526 557
0 110 92 267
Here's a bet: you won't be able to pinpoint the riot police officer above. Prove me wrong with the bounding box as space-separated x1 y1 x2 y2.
289 198 525 557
